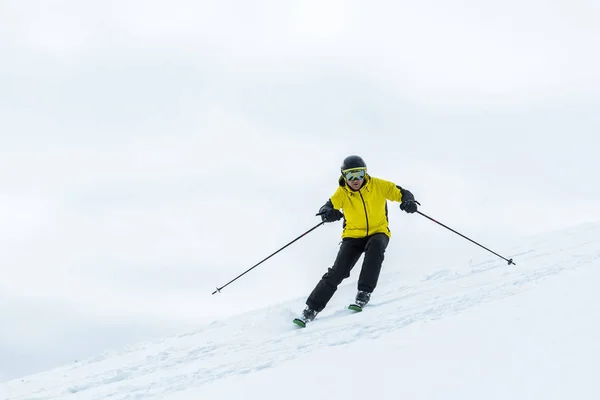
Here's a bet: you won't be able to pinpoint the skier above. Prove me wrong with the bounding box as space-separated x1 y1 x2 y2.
294 155 418 327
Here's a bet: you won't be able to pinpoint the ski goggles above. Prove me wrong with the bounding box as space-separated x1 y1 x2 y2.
343 168 366 181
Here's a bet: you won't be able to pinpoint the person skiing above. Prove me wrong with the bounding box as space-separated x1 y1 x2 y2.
293 155 418 327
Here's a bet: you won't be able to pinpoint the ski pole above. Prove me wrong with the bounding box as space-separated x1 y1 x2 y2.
212 221 325 294
416 210 515 265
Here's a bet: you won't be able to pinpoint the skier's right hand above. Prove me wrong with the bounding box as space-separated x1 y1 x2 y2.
318 208 343 222
400 200 418 213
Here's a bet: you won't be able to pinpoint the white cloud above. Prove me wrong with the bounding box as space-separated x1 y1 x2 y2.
2 0 599 106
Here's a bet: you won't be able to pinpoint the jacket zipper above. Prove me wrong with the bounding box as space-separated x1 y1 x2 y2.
359 192 369 236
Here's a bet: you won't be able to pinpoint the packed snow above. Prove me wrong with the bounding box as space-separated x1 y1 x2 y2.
2 221 599 400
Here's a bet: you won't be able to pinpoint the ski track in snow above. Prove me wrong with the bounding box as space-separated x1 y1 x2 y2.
3 222 599 400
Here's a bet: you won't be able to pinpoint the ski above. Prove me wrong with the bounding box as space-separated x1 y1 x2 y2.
292 318 307 328
294 303 364 327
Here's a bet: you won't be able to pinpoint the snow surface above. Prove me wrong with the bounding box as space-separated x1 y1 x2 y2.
2 221 599 400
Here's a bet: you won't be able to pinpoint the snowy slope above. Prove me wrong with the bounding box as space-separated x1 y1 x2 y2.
2 221 599 400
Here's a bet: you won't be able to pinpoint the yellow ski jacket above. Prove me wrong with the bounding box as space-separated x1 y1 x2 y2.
321 174 413 239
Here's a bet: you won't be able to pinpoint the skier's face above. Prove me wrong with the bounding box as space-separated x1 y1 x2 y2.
346 178 364 190
344 168 366 191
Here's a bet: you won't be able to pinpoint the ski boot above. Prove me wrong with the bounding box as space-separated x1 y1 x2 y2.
293 306 318 328
348 290 371 312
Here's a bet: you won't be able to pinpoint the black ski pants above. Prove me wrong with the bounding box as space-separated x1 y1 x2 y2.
306 233 390 312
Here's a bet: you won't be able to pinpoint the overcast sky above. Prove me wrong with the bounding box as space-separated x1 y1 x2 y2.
1 0 599 381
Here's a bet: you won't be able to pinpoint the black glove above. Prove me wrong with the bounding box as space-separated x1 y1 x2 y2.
319 208 343 222
400 200 418 214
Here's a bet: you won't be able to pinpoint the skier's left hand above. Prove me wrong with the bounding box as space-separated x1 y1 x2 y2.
400 200 418 214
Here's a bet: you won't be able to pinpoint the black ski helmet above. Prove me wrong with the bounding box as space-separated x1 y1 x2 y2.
341 155 367 173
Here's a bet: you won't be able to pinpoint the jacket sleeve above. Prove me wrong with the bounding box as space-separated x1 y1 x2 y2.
376 177 415 203
375 178 403 202
319 187 346 213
